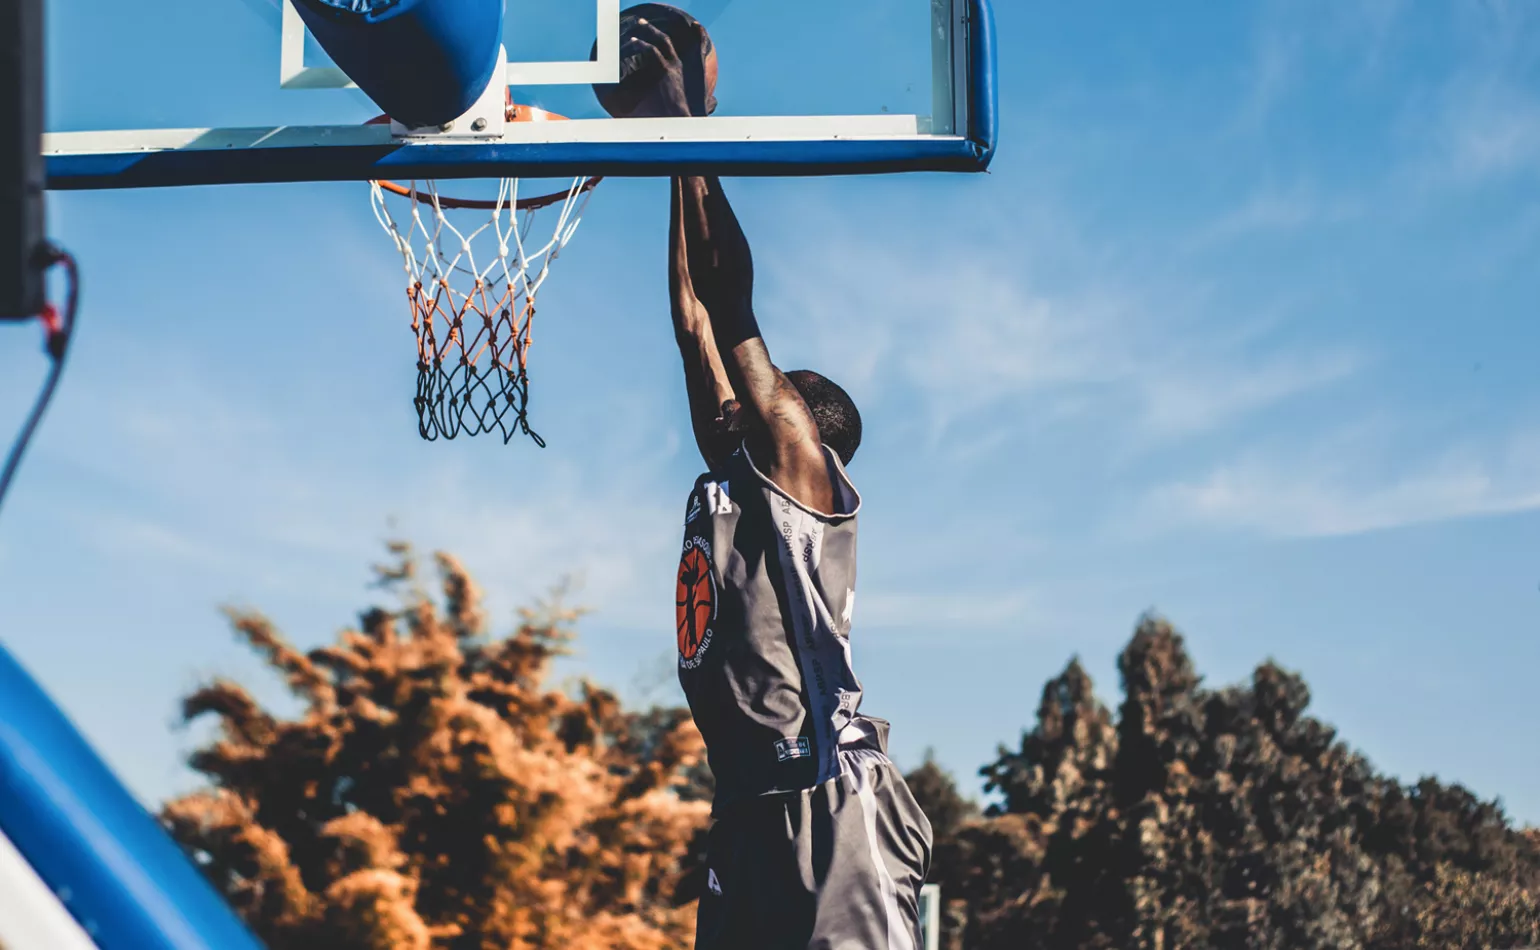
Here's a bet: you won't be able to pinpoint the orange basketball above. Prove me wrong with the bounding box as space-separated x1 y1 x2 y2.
593 4 719 119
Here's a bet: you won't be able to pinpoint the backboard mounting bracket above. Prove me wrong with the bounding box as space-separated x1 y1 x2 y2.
389 46 508 139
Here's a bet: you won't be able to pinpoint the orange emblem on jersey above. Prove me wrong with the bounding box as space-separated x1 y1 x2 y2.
676 543 716 663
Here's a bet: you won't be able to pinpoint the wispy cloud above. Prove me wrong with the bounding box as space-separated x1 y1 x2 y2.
1135 350 1361 438
761 216 1359 452
1234 0 1412 133
1219 0 1540 216
1185 184 1364 248
24 357 689 634
1144 429 1540 538
66 510 244 569
1387 2 1540 191
1429 79 1540 185
855 589 1038 634
1235 14 1301 133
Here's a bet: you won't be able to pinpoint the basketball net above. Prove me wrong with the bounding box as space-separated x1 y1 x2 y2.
368 108 598 446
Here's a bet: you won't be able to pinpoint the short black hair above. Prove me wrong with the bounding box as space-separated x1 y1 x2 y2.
786 370 862 466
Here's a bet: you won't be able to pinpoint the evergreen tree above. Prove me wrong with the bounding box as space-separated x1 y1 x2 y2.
914 615 1540 950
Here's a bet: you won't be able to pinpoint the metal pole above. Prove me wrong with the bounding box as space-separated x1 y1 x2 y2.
1 0 46 319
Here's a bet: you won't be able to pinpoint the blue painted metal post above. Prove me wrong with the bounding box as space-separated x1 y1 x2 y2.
0 644 266 950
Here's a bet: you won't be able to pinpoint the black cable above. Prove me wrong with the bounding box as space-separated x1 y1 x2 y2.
0 243 79 519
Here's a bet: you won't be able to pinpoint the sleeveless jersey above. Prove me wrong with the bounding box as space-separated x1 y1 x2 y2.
675 443 864 810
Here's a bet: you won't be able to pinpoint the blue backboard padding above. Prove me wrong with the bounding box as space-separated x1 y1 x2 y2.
966 0 997 168
291 0 505 129
47 134 990 190
0 645 265 950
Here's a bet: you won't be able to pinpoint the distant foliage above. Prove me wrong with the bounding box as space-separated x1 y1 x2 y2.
163 543 709 950
164 549 1539 949
908 615 1540 950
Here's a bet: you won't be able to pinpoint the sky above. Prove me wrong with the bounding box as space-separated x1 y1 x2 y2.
3 0 1539 829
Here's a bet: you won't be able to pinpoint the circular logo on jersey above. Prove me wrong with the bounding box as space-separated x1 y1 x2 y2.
676 538 716 668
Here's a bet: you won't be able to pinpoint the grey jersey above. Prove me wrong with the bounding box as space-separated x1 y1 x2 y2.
675 443 864 810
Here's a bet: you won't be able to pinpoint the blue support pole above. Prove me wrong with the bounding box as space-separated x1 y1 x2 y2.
0 644 266 950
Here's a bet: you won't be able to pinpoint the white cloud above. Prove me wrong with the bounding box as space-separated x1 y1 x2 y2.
1135 350 1361 438
1235 0 1413 132
1220 0 1540 214
1434 81 1540 184
760 220 1359 451
68 510 241 568
389 475 682 633
854 589 1038 633
1186 184 1364 248
1145 430 1540 538
20 355 689 635
1393 3 1540 190
1236 15 1301 132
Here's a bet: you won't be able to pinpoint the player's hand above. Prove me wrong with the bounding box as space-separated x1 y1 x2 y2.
714 399 744 438
625 18 709 118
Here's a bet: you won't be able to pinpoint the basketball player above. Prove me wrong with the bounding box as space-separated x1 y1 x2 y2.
615 9 933 949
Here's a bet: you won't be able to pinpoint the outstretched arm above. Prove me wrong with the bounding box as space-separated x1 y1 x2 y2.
629 15 834 511
675 175 833 514
670 177 739 472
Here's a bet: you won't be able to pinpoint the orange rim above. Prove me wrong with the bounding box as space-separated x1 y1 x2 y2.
367 102 602 211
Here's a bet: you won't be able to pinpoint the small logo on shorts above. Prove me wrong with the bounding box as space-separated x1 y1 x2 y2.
774 737 812 762
707 868 722 896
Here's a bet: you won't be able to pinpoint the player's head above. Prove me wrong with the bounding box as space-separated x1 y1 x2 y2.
786 370 862 466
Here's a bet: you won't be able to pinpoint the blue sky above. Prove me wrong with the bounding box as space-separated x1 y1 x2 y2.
5 0 1539 828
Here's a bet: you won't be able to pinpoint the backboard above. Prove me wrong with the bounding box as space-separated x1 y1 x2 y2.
43 0 996 190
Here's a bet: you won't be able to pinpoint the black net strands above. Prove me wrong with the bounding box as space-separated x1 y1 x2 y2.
414 358 543 446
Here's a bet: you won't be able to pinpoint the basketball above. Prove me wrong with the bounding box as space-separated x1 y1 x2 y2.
593 3 718 119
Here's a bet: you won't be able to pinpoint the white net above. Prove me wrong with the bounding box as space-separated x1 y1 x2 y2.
369 176 597 446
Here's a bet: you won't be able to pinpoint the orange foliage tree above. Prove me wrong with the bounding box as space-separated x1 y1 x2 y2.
162 543 710 950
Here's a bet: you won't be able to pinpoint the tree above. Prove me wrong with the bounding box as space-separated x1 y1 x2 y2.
906 752 982 950
914 615 1540 950
163 543 709 950
166 547 1540 950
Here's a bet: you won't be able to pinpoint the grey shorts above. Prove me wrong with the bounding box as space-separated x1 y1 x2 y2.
694 747 933 950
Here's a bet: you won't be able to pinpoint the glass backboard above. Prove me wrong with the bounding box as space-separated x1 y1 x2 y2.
43 0 995 189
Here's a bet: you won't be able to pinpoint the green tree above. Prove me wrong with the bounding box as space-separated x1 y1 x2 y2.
914 615 1540 950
